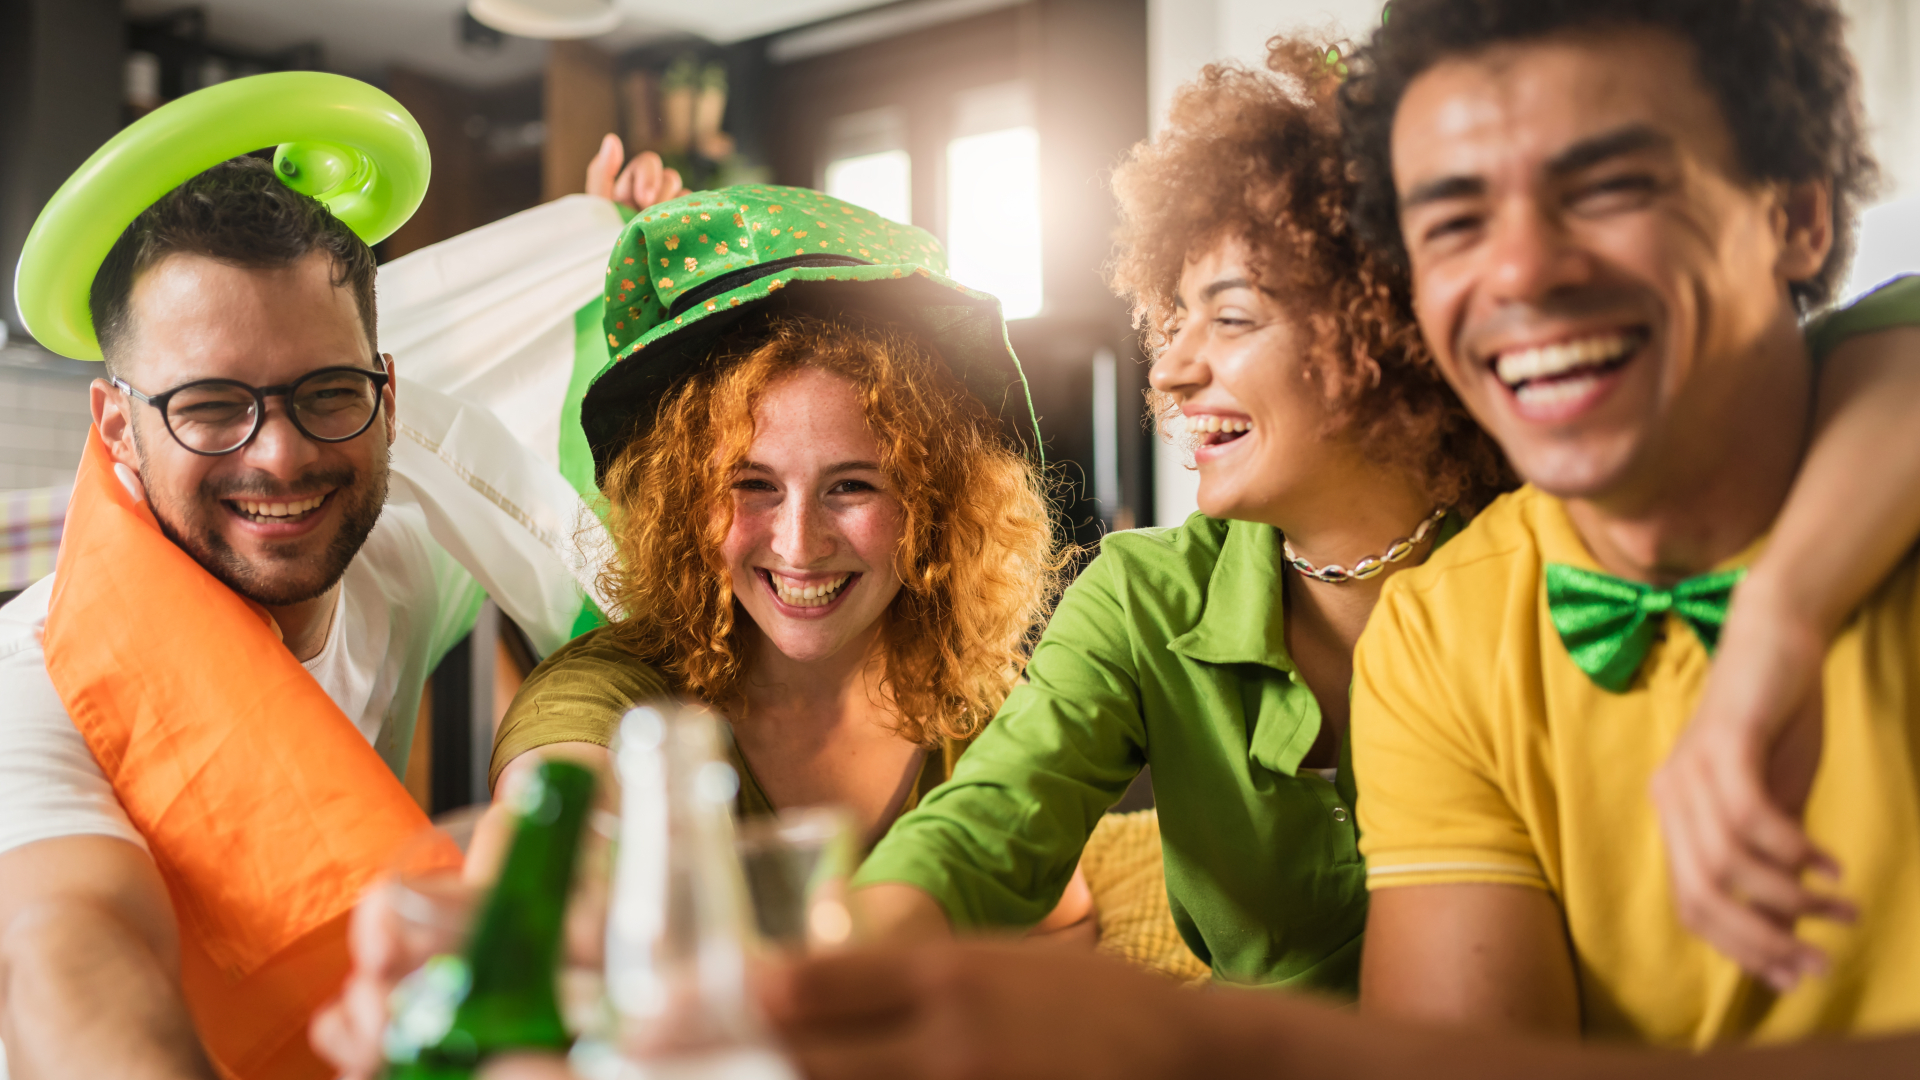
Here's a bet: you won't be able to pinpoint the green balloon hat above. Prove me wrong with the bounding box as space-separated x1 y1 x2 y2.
13 71 430 361
582 184 1039 479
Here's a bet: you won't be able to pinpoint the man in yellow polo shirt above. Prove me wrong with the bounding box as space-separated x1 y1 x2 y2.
1341 0 1920 1048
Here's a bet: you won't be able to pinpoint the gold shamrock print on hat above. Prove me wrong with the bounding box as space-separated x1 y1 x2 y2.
580 184 1040 484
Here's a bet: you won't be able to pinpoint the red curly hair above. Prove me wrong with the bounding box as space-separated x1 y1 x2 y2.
1109 37 1511 512
598 315 1062 746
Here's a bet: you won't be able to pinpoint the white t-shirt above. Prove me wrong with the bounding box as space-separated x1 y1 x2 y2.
0 500 484 858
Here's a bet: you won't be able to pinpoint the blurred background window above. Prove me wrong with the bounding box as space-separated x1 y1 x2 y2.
945 81 1042 319
825 149 912 225
822 106 911 225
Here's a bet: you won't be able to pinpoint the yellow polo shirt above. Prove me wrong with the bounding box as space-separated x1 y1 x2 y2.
1351 485 1920 1047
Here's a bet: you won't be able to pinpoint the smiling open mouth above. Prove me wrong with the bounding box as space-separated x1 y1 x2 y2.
1491 331 1647 408
223 492 331 524
1188 414 1255 449
762 570 855 609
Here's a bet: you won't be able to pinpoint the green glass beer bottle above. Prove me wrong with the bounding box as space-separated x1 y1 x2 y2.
383 759 598 1080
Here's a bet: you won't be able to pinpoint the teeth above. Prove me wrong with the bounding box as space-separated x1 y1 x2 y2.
1182 415 1253 435
1494 334 1637 387
1514 371 1603 409
233 495 326 518
770 573 852 608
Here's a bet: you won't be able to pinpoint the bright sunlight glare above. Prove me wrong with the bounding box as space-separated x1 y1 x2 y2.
824 149 912 226
945 126 1042 320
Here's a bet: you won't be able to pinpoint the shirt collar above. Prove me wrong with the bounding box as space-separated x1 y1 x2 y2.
1166 518 1296 672
1528 487 1771 580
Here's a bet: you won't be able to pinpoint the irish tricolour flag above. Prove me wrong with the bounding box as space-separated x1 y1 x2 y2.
375 195 629 654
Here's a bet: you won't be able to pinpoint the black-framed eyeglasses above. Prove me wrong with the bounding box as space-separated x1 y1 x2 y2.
112 361 392 457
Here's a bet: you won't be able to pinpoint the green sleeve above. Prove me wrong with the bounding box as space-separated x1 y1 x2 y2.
1807 274 1920 361
854 550 1149 929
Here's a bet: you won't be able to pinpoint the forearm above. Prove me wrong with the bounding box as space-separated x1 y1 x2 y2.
1757 328 1920 639
1198 988 1604 1080
1202 986 1920 1080
1026 864 1098 946
851 882 953 942
0 899 215 1080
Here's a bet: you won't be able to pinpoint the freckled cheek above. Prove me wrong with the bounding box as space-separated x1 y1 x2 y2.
837 504 906 571
719 508 776 576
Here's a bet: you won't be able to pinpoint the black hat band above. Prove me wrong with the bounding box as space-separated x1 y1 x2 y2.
667 254 872 318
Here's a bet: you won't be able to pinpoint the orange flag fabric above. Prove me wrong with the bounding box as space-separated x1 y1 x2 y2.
43 430 459 1079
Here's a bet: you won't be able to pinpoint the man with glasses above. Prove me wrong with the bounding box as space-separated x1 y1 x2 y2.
0 157 570 1080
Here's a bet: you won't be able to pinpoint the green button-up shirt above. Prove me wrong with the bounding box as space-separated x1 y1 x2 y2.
856 513 1369 994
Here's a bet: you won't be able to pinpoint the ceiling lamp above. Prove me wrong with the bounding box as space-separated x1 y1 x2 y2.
614 0 897 44
466 0 621 39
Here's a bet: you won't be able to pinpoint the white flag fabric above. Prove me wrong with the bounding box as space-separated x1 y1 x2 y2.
376 194 628 654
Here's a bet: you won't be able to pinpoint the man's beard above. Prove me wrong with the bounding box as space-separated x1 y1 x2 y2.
136 424 391 608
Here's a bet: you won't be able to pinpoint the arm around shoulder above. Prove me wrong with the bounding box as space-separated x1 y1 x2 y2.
1654 311 1920 985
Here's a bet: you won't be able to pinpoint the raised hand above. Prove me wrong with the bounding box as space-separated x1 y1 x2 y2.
309 878 464 1079
585 134 690 211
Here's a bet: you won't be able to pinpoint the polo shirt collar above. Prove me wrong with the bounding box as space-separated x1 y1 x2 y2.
1166 518 1296 672
1529 488 1771 578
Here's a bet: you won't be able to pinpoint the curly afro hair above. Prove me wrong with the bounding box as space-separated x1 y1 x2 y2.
1108 36 1511 514
1339 0 1877 312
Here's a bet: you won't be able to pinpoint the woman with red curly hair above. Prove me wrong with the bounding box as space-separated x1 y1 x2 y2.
483 186 1085 906
852 37 1920 995
314 183 1094 1080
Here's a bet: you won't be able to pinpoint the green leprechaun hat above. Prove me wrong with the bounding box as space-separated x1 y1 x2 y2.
581 184 1038 480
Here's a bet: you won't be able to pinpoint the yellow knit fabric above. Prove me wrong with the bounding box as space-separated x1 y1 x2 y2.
1080 809 1209 986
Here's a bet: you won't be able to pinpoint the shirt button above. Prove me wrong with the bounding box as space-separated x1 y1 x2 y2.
1332 806 1349 822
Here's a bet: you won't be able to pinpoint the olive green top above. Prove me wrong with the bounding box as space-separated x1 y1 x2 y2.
489 627 962 823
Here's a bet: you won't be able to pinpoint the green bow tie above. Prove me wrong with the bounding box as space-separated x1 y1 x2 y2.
1544 563 1746 692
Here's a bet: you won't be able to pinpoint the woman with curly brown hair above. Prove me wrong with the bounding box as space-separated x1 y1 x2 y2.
480 186 1087 907
849 46 1472 993
851 35 1920 996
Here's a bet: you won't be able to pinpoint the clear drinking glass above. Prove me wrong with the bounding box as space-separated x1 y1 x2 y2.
735 807 858 953
571 703 799 1080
